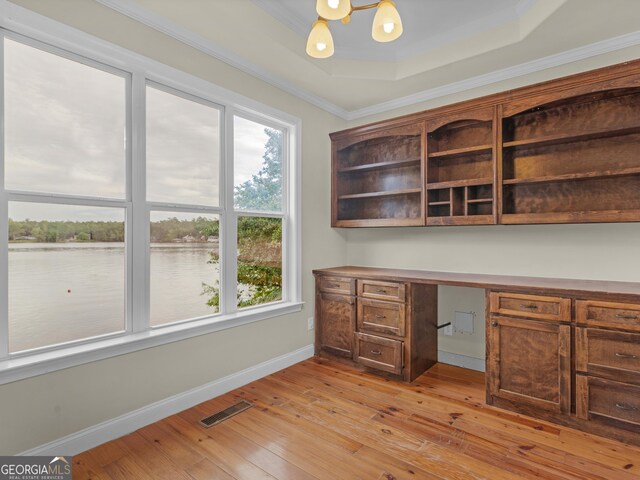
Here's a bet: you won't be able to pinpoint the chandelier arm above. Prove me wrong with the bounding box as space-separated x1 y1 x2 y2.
350 2 381 12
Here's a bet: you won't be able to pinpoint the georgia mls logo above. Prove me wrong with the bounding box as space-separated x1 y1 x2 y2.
0 456 72 480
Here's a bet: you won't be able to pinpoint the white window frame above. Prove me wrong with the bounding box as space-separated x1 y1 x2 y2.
0 2 303 385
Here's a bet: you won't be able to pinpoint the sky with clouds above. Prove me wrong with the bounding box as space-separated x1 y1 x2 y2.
4 38 274 222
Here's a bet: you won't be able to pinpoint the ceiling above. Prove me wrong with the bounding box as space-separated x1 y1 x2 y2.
253 0 534 62
95 0 640 119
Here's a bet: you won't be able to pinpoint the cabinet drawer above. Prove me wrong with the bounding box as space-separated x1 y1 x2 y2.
354 333 403 375
358 280 405 303
577 376 640 429
318 275 355 295
576 328 640 384
357 299 405 337
576 300 640 332
490 292 570 322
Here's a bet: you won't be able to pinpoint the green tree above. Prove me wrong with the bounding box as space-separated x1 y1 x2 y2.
234 128 283 211
204 127 284 308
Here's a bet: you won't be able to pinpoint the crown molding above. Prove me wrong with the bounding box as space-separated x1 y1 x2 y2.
346 30 640 120
93 0 640 121
94 0 351 119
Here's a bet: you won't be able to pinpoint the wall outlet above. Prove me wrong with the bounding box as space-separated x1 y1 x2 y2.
443 324 453 336
455 311 475 334
307 317 314 331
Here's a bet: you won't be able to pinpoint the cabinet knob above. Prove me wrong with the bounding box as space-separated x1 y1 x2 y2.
491 321 498 327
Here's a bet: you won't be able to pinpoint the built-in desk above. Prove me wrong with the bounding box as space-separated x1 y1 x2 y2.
313 266 640 445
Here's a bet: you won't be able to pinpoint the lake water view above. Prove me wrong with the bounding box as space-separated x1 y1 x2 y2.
8 242 219 352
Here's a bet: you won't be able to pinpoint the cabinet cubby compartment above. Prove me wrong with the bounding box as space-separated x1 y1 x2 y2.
428 184 493 220
333 123 424 226
502 88 640 223
426 114 495 225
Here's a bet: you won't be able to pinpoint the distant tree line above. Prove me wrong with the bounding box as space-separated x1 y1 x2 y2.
8 217 222 244
8 219 125 243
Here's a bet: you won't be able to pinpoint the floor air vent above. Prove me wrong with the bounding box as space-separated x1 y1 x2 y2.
199 400 253 428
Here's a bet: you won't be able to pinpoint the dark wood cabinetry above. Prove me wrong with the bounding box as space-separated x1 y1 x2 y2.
315 271 437 382
330 60 640 227
315 276 356 358
332 122 425 227
314 266 640 445
487 294 571 415
575 299 640 436
426 107 496 225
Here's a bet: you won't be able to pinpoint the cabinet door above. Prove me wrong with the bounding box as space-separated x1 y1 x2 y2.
488 316 571 414
316 292 356 358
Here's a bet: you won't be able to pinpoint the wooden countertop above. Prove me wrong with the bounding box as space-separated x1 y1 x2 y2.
313 266 640 299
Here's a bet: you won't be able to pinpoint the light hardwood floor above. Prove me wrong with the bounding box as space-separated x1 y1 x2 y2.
73 358 640 479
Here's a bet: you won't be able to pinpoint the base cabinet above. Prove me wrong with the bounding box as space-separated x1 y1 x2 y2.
316 284 356 358
487 315 571 414
315 267 640 446
315 273 437 382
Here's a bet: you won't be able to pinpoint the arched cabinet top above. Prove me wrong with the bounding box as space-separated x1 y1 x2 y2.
501 76 640 117
334 121 424 152
427 107 495 134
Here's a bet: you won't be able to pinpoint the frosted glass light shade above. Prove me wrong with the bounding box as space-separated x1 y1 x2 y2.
372 0 403 42
316 0 351 21
306 19 334 59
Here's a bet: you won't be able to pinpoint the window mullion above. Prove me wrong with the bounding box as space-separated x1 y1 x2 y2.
131 71 148 333
0 34 8 360
221 108 238 315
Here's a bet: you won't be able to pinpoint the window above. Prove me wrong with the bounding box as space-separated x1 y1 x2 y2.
234 116 285 309
4 37 129 354
0 28 300 381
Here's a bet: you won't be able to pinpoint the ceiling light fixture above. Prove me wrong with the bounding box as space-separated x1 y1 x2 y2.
307 0 403 59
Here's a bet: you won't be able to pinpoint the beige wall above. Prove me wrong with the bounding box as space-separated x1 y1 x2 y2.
0 0 348 455
345 46 640 366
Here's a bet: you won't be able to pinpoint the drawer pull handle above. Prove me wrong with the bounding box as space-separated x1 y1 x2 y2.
615 403 638 412
376 289 388 294
370 350 382 356
328 283 341 288
520 304 539 310
374 314 386 319
615 314 638 320
615 352 638 359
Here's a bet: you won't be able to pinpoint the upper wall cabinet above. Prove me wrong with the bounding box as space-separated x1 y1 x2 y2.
426 108 496 226
501 88 640 224
332 122 425 227
329 60 640 228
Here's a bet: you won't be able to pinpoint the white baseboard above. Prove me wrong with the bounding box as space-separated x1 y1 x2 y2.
438 350 485 372
20 344 314 456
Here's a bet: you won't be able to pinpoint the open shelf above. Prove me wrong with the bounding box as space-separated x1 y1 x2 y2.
427 178 493 190
428 144 492 158
337 158 420 173
338 188 421 200
503 167 640 186
503 125 640 150
501 210 640 225
331 68 640 228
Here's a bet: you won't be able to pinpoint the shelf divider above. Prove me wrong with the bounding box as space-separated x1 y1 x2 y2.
503 125 640 150
338 188 422 200
503 167 640 186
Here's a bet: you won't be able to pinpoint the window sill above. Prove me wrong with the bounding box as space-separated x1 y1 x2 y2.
0 301 304 386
